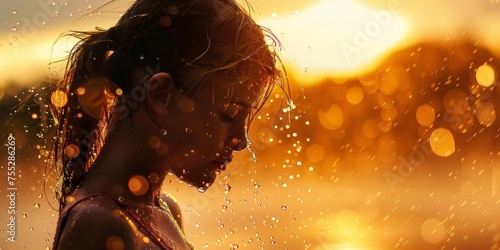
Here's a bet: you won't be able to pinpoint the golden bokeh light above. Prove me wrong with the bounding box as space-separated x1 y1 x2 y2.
475 64 495 87
306 144 325 162
416 104 435 127
318 104 344 130
128 175 149 196
64 144 80 159
443 89 469 116
380 106 397 121
362 119 380 138
475 102 496 127
421 218 446 244
377 70 400 95
148 136 161 149
430 128 455 157
105 236 125 250
346 86 364 105
76 87 86 96
50 90 68 108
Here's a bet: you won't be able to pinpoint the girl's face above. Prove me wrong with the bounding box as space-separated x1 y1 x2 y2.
161 71 263 190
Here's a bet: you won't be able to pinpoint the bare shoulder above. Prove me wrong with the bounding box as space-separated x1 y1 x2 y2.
55 196 136 250
158 193 184 231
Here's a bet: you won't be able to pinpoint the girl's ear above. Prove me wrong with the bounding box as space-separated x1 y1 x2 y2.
146 72 176 117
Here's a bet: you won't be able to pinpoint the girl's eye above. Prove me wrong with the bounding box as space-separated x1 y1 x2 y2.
221 109 239 121
220 112 235 122
220 105 240 122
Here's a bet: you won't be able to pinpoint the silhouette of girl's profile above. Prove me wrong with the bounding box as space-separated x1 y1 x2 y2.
51 0 285 249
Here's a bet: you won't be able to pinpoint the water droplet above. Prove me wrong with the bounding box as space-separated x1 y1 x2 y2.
198 187 207 193
160 128 167 136
185 127 193 134
224 183 231 194
22 213 27 218
222 205 227 211
11 27 17 31
118 196 125 202
12 10 17 15
281 205 286 212
34 203 40 208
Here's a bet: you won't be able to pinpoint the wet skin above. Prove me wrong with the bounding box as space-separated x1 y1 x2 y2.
55 66 264 249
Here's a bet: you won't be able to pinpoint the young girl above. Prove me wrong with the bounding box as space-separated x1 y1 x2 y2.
51 0 285 249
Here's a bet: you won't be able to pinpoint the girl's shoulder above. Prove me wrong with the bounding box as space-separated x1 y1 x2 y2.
55 195 138 250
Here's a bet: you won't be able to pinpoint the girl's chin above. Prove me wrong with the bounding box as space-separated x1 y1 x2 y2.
173 165 218 192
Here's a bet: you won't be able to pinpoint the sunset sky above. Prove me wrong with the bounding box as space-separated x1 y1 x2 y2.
1 0 500 83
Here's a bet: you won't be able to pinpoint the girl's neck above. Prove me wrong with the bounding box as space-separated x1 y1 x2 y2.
75 169 164 207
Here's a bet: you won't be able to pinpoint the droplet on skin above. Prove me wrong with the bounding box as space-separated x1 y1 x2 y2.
224 183 231 194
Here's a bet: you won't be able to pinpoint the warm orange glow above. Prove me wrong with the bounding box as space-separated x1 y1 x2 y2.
64 144 80 159
475 102 496 127
4 1 500 250
260 0 409 81
346 86 364 105
416 104 435 127
475 64 495 87
318 104 344 130
443 89 468 116
421 218 446 244
430 128 455 157
128 175 149 196
50 90 68 108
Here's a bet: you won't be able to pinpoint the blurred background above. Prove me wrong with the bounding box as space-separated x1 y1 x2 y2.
1 0 500 249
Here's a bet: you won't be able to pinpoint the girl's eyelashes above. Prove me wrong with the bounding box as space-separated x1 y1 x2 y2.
220 109 239 122
221 105 240 121
220 112 235 122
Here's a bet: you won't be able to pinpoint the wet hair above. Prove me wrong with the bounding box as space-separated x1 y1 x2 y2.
52 0 286 210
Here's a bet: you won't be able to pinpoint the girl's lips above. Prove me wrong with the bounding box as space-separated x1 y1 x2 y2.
212 161 227 173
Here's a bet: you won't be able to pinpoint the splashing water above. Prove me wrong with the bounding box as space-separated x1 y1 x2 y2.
245 129 258 163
